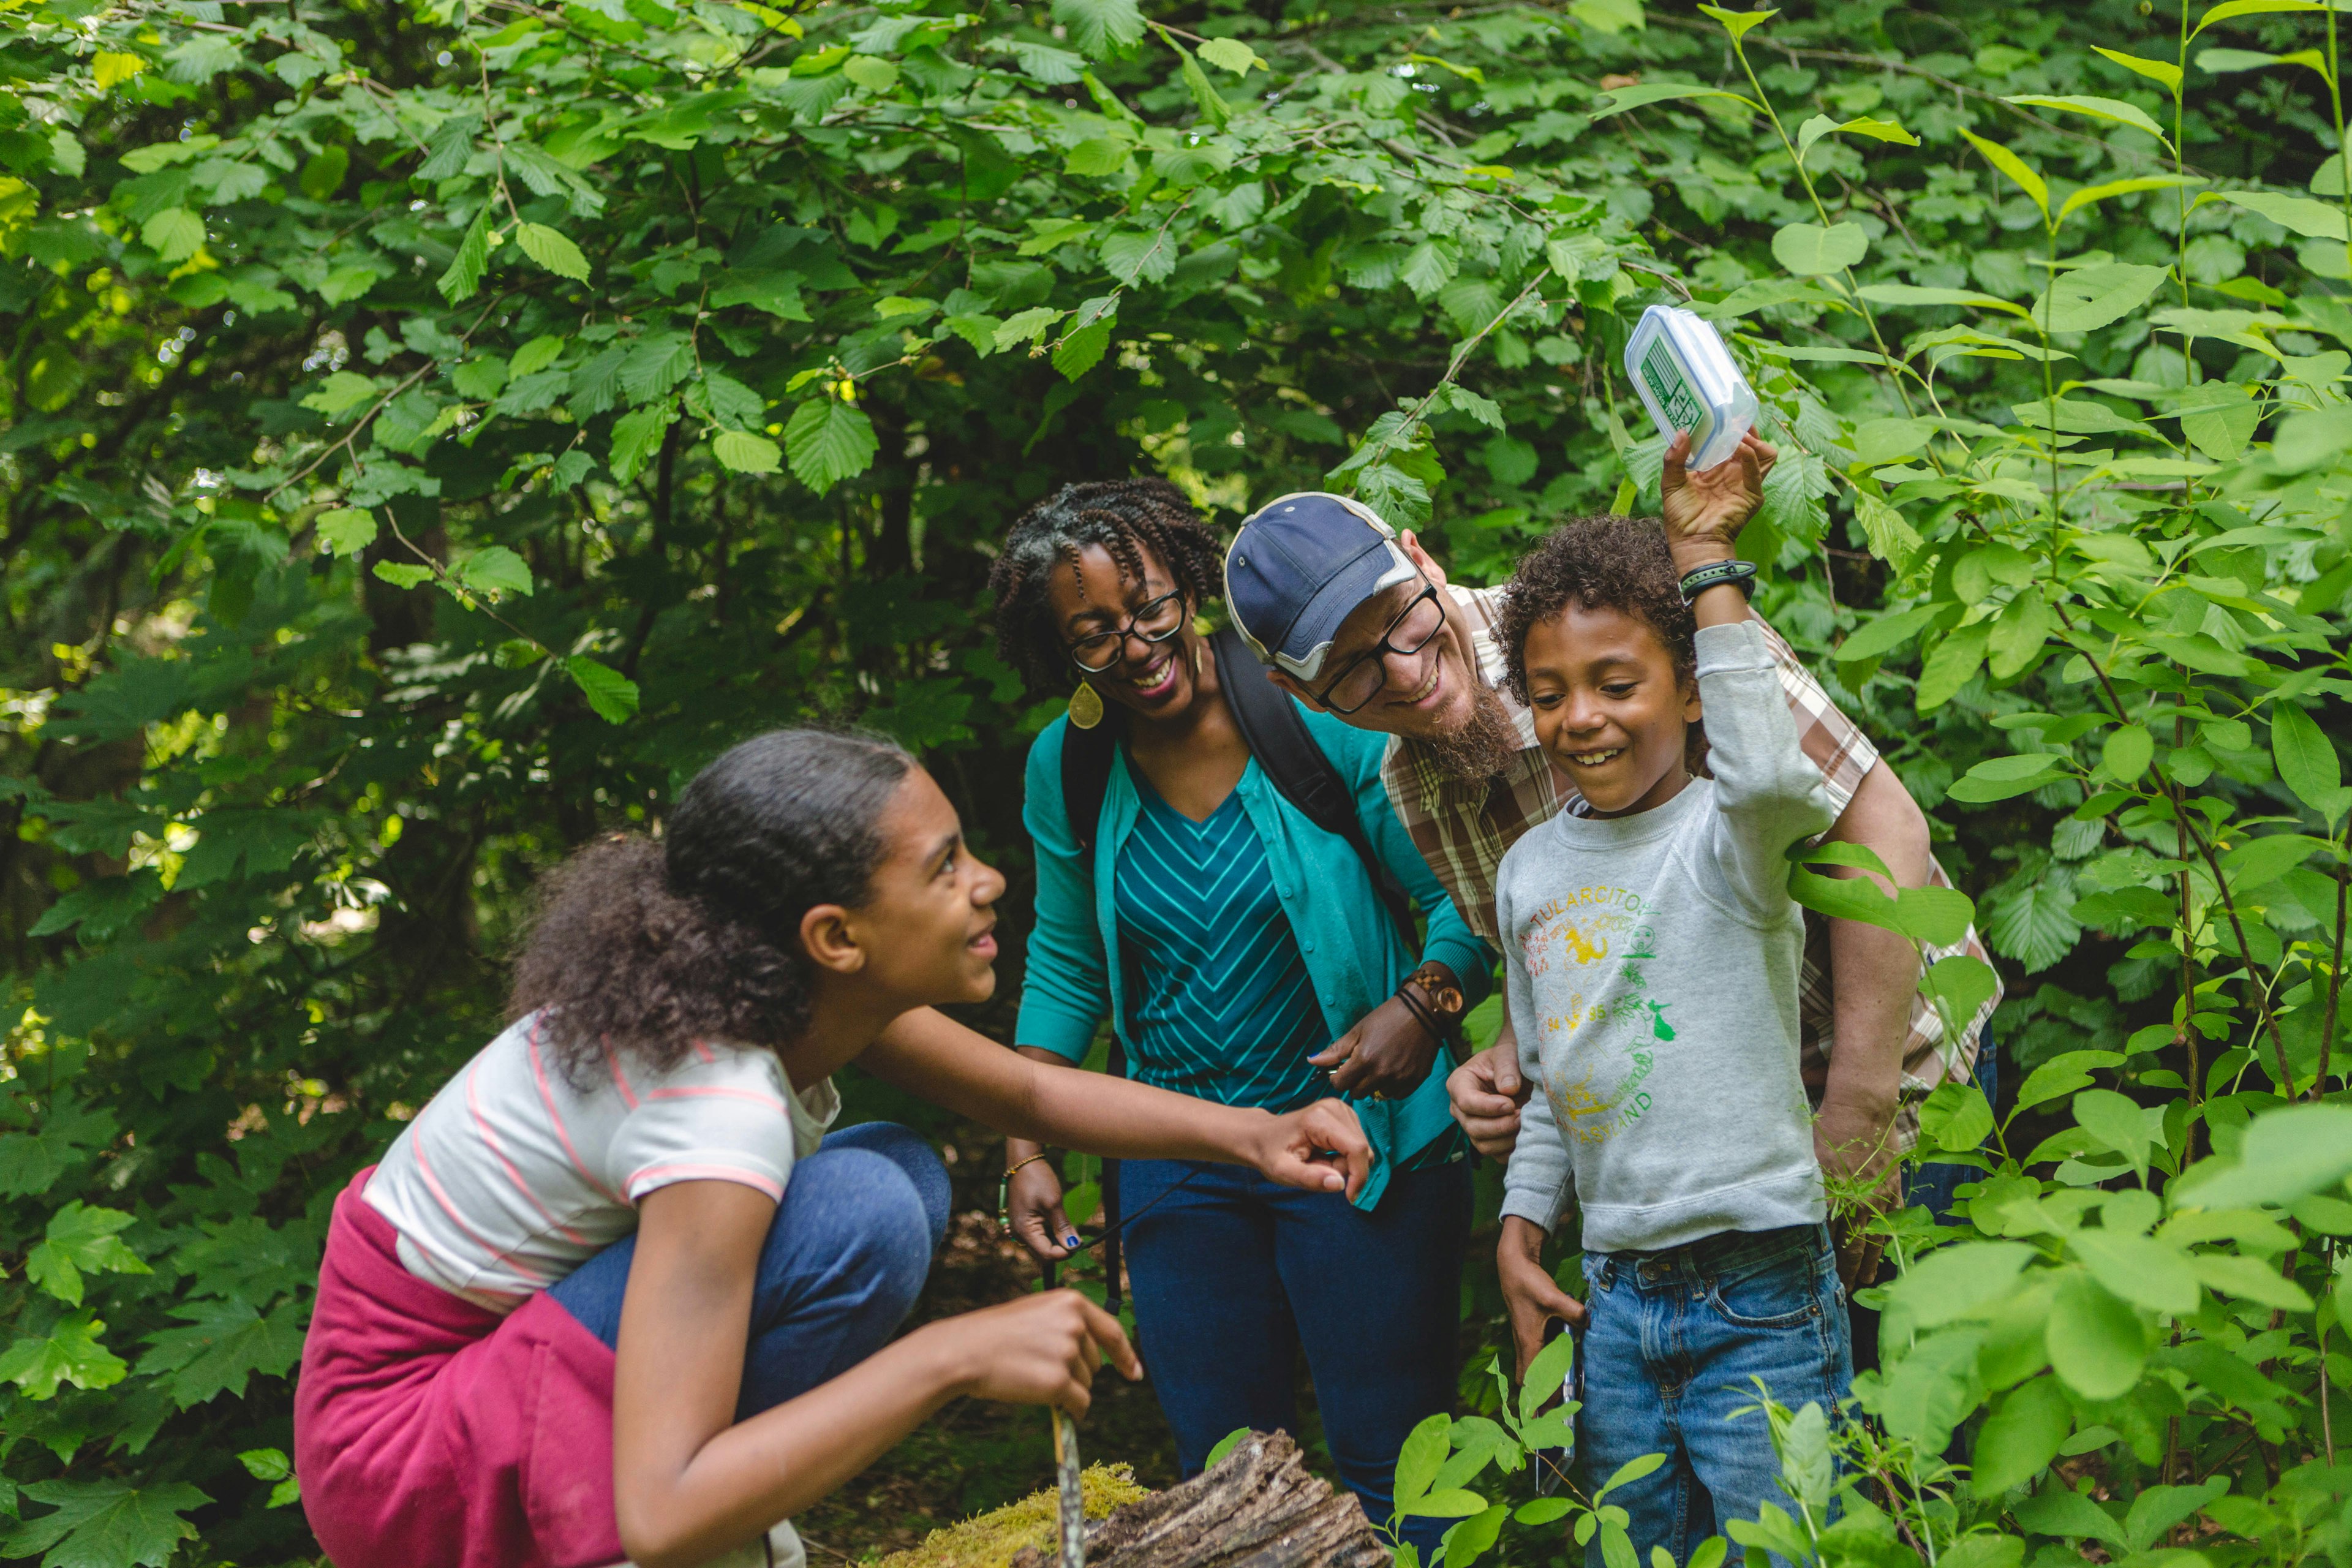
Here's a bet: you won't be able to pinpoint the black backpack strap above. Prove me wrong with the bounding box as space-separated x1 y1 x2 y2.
1212 626 1423 959
1059 705 1122 864
1056 709 1133 1317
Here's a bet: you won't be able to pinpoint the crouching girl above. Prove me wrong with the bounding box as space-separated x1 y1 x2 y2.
295 728 1369 1568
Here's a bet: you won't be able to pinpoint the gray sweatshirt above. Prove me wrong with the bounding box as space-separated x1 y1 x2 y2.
1497 619 1838 1254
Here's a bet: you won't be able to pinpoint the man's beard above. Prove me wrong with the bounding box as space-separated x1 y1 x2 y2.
1417 680 1520 781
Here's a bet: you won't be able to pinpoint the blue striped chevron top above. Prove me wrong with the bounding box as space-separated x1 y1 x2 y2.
1113 774 1330 1113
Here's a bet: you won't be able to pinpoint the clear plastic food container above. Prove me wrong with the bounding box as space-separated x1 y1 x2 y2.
1622 304 1759 472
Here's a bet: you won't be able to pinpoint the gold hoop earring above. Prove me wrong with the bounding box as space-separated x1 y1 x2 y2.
1189 638 1204 680
1068 680 1104 730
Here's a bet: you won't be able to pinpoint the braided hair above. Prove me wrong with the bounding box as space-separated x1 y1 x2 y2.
987 478 1227 695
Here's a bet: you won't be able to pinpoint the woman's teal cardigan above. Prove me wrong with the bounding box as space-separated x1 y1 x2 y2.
1013 704 1494 1210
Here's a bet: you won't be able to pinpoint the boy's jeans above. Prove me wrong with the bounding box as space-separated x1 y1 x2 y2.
1577 1224 1853 1568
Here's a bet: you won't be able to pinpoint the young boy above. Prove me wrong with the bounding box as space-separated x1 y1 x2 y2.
1493 437 1849 1564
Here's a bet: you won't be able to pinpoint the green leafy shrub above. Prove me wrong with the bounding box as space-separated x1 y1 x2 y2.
2 0 2349 1563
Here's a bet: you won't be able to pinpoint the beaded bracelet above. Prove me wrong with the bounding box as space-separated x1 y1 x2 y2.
1678 559 1758 603
998 1152 1051 1234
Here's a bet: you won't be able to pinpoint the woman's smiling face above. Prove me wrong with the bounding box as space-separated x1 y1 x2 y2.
1044 542 1203 723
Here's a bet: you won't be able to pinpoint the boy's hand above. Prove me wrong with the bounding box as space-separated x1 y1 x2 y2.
1499 1216 1586 1379
1448 1040 1532 1159
1660 429 1776 571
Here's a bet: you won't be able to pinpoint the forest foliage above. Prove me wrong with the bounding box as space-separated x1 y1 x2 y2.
3 0 2352 1561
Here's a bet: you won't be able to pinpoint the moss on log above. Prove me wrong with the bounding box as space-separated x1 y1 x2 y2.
1009 1431 1390 1568
876 1465 1150 1568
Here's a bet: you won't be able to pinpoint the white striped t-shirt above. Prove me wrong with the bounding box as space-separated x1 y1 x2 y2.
364 1011 839 1312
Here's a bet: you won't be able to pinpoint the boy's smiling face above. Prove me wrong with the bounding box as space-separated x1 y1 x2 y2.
1521 603 1701 818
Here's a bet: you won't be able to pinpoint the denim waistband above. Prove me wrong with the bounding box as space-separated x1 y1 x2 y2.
1591 1223 1828 1289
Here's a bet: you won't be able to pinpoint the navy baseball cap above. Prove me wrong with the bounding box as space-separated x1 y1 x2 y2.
1224 492 1419 683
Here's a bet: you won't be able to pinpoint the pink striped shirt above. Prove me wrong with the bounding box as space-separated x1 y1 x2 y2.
366 1013 837 1311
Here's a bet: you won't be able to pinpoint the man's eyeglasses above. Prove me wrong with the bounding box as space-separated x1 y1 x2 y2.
1314 583 1447 715
1067 589 1186 673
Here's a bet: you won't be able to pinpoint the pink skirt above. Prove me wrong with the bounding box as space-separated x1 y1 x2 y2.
294 1167 627 1568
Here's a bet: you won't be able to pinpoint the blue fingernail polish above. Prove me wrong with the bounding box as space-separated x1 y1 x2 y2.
1066 1235 1082 1249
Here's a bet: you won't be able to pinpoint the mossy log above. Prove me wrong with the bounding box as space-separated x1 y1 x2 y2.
1008 1431 1390 1568
876 1466 1150 1568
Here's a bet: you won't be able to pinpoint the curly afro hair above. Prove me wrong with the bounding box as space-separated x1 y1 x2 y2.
508 728 913 1086
987 478 1226 696
1498 515 1696 705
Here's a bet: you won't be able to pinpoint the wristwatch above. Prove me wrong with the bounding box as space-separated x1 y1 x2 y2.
1409 962 1465 1016
1398 962 1466 1038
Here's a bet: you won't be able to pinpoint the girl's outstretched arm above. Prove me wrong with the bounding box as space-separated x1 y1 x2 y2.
865 1007 1373 1200
610 1179 1137 1568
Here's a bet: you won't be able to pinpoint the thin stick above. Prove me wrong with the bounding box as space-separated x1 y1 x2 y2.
1053 1409 1085 1568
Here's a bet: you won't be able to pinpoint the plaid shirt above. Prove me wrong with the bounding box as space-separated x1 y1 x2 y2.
1381 584 1999 1155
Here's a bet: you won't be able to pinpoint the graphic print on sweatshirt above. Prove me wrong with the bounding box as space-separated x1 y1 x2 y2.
1521 884 1673 1147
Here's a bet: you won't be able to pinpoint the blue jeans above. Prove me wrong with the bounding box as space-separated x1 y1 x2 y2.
1902 1032 2000 1220
1577 1224 1853 1568
1120 1155 1472 1555
550 1121 950 1419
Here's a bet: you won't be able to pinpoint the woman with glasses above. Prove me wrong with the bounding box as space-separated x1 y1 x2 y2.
984 479 1493 1551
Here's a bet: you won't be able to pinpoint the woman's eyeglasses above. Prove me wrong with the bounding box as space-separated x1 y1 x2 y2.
1314 583 1447 715
1067 589 1187 673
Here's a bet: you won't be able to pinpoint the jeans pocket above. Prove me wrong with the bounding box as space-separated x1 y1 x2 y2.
1704 1244 1822 1329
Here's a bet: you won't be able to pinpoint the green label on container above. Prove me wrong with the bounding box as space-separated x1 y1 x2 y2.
1640 338 1704 432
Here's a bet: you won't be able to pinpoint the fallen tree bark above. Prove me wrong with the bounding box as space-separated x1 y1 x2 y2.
1009 1430 1392 1568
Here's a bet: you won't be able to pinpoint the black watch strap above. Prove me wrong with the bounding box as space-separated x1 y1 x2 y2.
1678 559 1758 603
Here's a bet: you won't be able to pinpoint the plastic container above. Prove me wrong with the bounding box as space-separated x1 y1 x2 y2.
1621 304 1759 472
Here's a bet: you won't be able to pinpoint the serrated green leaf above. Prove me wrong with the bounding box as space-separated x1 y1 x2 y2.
844 54 899 90
451 356 509 399
372 561 434 589
783 398 879 492
511 335 568 377
0 1312 128 1400
567 655 640 723
609 401 677 485
1197 37 1265 74
454 546 533 598
140 207 205 263
1052 319 1113 380
712 429 783 473
1064 137 1129 176
439 207 493 303
137 1298 304 1406
516 221 591 281
1054 0 1144 57
315 508 377 557
0 1480 208 1568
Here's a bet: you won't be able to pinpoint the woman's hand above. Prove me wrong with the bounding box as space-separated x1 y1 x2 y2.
1310 993 1441 1100
1005 1145 1079 1264
1499 1216 1586 1381
917 1289 1142 1417
1246 1098 1376 1202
